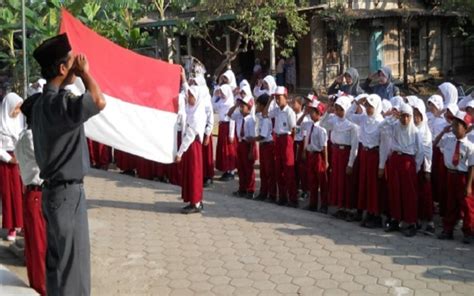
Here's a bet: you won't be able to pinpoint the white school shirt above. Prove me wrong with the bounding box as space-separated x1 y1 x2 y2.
305 122 328 152
212 89 236 139
177 92 187 132
257 113 273 143
295 112 310 142
203 95 214 136
428 116 449 139
320 113 359 167
231 111 257 142
417 123 433 173
268 104 296 135
14 129 42 186
177 124 201 158
0 132 15 163
380 119 424 172
439 136 474 172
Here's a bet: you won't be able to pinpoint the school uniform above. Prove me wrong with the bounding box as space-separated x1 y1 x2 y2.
256 113 276 200
231 110 257 194
294 112 310 193
87 139 111 169
202 88 215 182
415 117 433 223
213 85 237 173
0 93 24 233
320 99 359 210
15 129 46 296
114 150 138 173
430 116 449 214
305 121 328 209
268 104 297 205
439 133 474 237
381 105 424 225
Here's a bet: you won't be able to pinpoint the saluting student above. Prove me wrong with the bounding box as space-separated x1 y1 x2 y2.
320 96 359 219
263 86 298 207
255 94 277 202
228 90 258 199
382 103 424 237
437 111 474 244
303 99 329 213
175 85 207 214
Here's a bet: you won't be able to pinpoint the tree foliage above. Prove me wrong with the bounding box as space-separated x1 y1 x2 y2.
441 0 474 44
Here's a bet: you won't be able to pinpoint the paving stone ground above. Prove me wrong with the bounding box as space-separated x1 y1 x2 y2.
2 168 474 295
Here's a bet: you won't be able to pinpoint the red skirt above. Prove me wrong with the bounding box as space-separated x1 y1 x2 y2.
182 140 203 205
89 140 111 168
236 141 257 192
357 147 382 215
23 188 46 296
0 154 23 229
114 150 138 172
136 158 156 180
387 153 418 224
215 122 236 172
202 135 215 179
329 146 352 209
417 170 433 221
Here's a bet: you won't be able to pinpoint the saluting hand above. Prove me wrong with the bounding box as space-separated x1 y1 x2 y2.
175 155 182 163
9 156 18 164
74 54 89 76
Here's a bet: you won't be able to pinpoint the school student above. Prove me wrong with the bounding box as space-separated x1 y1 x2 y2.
292 96 311 198
263 86 298 207
175 86 207 214
255 94 277 202
382 103 424 237
320 96 359 219
437 111 474 244
0 92 24 241
347 94 385 228
303 99 329 213
227 91 258 199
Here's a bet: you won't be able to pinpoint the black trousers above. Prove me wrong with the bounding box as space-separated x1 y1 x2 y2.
42 183 90 296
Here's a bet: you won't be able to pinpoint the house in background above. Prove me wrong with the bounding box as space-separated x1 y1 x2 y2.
138 0 474 92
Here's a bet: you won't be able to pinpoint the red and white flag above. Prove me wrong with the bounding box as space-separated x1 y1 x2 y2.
60 9 181 164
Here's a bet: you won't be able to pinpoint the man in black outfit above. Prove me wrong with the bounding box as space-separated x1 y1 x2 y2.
29 33 106 296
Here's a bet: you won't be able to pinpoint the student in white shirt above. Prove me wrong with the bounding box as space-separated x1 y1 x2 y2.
213 84 237 181
227 91 258 199
254 94 277 202
320 96 359 220
175 86 207 214
15 95 46 295
263 86 298 207
437 111 474 244
411 98 435 235
303 98 329 213
382 103 424 237
292 96 311 198
0 92 24 242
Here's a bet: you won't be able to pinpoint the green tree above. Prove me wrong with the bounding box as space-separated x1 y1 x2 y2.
442 0 474 44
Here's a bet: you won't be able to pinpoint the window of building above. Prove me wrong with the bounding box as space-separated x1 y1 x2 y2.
326 30 338 64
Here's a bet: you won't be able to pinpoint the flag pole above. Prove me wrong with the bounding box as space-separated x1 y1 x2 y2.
21 0 28 98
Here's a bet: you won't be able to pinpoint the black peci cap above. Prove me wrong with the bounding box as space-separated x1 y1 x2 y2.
33 33 72 69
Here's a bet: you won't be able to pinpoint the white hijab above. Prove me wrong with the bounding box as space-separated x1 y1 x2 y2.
0 92 24 141
219 84 234 104
395 103 418 148
412 98 432 145
363 94 384 134
222 69 237 90
185 86 207 142
334 96 354 132
438 82 458 108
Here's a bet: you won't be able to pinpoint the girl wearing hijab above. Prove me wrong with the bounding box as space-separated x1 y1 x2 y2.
0 92 24 241
175 86 207 214
321 96 359 219
213 84 237 181
410 99 435 235
328 67 364 96
381 103 424 237
190 75 214 187
220 69 237 91
347 94 385 228
253 75 277 98
366 66 400 100
438 82 459 109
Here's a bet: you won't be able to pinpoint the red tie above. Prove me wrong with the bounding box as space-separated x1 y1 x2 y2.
452 140 461 167
308 125 314 145
240 118 245 139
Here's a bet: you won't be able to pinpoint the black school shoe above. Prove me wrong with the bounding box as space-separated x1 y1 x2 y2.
203 178 213 187
319 206 328 214
384 220 400 232
219 172 233 181
423 225 436 236
277 198 288 206
255 193 267 201
365 216 383 229
181 203 203 214
346 211 363 222
463 235 474 244
246 192 255 199
332 209 347 220
403 225 417 237
232 190 246 198
437 231 454 240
